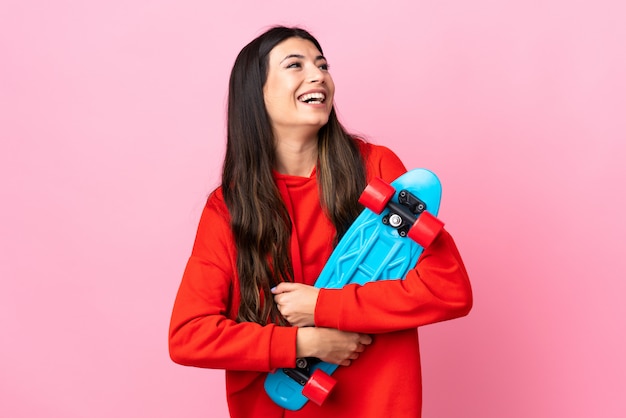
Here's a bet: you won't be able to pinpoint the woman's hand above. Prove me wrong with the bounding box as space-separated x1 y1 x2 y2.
296 327 373 366
272 283 320 327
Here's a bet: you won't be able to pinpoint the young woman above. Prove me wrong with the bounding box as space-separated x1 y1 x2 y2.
169 26 473 417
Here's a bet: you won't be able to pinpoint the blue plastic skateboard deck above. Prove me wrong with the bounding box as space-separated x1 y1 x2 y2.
264 168 443 410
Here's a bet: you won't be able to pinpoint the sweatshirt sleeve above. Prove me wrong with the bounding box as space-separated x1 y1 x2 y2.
314 228 473 333
314 142 473 333
168 193 298 371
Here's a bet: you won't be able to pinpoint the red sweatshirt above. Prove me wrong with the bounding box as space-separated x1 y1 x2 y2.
169 142 472 417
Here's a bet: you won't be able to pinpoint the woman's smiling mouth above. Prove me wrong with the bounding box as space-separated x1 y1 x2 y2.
298 92 326 104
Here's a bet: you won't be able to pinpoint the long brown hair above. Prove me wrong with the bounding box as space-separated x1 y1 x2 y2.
222 26 367 325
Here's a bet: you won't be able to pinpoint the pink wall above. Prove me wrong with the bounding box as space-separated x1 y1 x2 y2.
1 1 624 417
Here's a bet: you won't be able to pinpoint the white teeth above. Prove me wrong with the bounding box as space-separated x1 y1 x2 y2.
298 92 326 103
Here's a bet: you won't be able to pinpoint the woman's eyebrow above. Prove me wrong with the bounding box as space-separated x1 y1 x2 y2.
280 54 327 63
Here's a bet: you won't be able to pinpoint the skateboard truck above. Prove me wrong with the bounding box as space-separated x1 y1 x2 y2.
283 357 337 406
283 357 319 386
360 178 444 248
382 189 427 238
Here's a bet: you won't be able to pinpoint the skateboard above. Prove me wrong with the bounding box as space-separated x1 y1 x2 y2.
264 168 444 410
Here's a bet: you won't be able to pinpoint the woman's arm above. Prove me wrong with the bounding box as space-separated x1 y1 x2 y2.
168 196 298 372
273 228 472 334
314 228 473 334
169 195 372 371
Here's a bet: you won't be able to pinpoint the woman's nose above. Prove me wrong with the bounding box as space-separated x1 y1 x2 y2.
307 65 326 83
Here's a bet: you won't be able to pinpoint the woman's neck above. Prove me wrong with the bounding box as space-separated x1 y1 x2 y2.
274 135 318 177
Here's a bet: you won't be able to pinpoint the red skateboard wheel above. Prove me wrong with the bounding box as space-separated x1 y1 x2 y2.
407 211 444 248
301 369 337 406
358 177 395 214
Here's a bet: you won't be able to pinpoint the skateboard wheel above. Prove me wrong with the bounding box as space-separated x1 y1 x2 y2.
301 369 336 406
358 177 395 214
407 211 444 248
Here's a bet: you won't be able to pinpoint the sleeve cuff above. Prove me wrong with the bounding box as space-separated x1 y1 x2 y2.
269 325 299 369
314 288 344 329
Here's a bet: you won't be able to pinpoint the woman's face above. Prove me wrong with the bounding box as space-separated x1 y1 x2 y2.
263 37 335 140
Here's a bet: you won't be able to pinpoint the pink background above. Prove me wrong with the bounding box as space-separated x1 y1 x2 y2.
1 1 625 417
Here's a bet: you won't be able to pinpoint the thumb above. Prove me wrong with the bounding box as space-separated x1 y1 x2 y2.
271 282 298 294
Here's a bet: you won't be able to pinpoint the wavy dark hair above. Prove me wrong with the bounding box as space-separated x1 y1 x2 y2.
222 26 367 325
